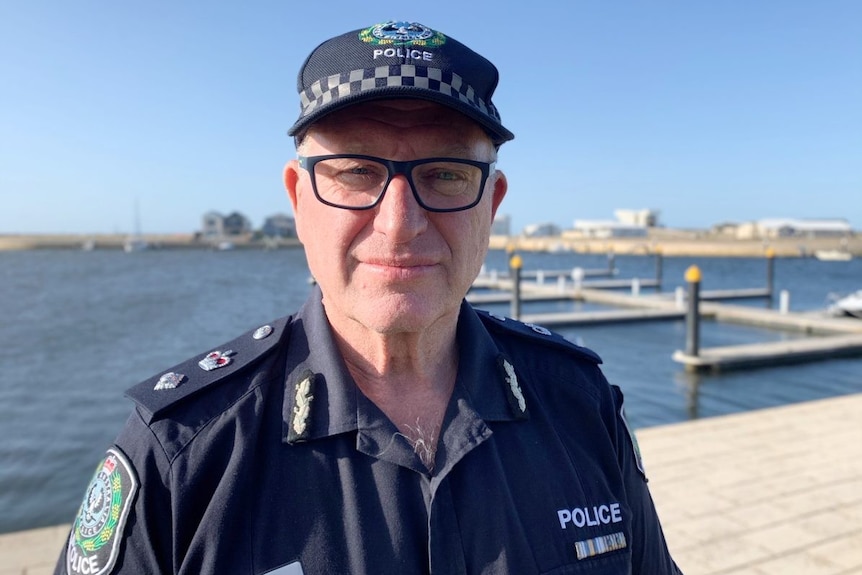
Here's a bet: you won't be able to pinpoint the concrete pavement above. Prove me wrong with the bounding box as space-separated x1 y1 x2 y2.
639 392 862 574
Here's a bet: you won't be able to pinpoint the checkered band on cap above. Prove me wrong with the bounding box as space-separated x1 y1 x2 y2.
288 21 514 144
299 65 498 122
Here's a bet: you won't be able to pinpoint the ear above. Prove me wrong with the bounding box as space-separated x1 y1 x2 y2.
284 159 301 212
489 170 508 219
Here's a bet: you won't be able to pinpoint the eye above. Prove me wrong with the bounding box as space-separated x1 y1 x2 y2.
432 169 463 181
316 159 387 190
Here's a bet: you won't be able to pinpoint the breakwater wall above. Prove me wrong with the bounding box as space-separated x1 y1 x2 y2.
489 233 861 258
0 234 302 251
1 232 859 258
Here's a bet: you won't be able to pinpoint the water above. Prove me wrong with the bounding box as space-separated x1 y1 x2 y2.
1 248 860 534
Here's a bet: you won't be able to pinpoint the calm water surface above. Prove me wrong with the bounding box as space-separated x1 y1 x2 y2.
1 248 860 533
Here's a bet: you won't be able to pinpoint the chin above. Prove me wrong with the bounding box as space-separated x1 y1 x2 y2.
357 292 456 334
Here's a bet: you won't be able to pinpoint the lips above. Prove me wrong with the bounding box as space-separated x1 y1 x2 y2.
363 257 437 268
357 256 440 281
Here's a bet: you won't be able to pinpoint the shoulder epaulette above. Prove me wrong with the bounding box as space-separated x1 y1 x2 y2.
475 308 602 364
125 315 292 422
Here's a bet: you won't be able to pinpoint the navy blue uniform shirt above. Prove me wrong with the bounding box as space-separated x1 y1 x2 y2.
56 287 682 574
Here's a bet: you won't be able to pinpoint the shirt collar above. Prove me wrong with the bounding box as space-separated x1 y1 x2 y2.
282 287 528 445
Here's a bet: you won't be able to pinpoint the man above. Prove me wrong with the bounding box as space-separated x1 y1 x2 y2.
56 20 682 574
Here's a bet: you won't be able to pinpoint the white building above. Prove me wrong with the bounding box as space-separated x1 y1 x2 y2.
735 218 852 239
570 220 648 239
614 209 660 227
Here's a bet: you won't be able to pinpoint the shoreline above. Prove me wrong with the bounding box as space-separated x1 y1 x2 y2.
0 233 302 252
0 232 859 258
488 232 861 258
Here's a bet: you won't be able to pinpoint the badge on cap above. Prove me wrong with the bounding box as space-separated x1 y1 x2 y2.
66 448 139 575
198 350 234 371
362 21 445 46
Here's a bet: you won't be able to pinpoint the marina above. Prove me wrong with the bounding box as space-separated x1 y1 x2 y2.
1 248 860 538
469 255 862 373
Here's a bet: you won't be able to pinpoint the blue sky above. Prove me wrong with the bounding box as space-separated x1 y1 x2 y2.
2 1 860 234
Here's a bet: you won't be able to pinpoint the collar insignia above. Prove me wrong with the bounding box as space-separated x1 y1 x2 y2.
498 356 527 416
290 371 316 441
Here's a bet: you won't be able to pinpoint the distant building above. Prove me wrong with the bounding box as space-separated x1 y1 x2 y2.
733 218 852 239
202 211 225 238
223 212 252 235
570 220 648 239
491 214 511 236
201 211 252 237
522 222 562 237
261 213 297 238
614 209 660 227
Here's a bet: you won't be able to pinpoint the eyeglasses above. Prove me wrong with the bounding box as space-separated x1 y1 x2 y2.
298 154 495 213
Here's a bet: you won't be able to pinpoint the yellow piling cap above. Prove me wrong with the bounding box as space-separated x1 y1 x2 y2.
510 254 523 270
685 265 702 283
765 247 775 258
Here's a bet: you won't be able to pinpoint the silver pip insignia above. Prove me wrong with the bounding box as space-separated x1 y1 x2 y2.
154 372 186 391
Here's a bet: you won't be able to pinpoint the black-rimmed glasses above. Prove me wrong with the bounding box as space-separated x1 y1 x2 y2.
298 154 495 213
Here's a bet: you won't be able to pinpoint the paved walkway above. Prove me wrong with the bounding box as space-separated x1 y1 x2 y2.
639 392 862 574
2 393 861 574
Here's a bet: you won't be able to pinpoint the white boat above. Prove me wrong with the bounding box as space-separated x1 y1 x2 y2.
814 249 853 261
123 237 149 252
828 290 862 318
124 199 150 252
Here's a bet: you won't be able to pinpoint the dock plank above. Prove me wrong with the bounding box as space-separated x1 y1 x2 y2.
673 333 862 372
522 308 686 326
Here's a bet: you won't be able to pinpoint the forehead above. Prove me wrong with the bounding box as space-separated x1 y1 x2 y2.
302 99 495 154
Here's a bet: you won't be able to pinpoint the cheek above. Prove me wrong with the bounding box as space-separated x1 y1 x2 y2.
296 195 366 256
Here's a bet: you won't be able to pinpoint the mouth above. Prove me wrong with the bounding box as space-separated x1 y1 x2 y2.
359 257 439 280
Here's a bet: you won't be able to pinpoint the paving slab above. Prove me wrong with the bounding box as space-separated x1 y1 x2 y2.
637 392 862 575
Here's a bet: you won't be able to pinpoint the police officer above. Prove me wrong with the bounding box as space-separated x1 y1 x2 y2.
55 20 682 574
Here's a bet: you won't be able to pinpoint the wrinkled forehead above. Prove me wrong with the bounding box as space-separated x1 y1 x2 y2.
299 99 497 154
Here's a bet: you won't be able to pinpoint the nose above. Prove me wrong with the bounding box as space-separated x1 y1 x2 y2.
372 175 428 241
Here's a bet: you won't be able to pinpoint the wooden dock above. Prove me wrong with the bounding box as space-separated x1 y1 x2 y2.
674 333 862 372
468 271 862 370
522 308 686 326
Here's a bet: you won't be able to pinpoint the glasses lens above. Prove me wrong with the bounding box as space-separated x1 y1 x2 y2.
312 157 389 209
411 161 483 211
309 156 486 211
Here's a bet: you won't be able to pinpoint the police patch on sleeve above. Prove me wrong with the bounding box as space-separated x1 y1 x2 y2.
66 447 139 575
